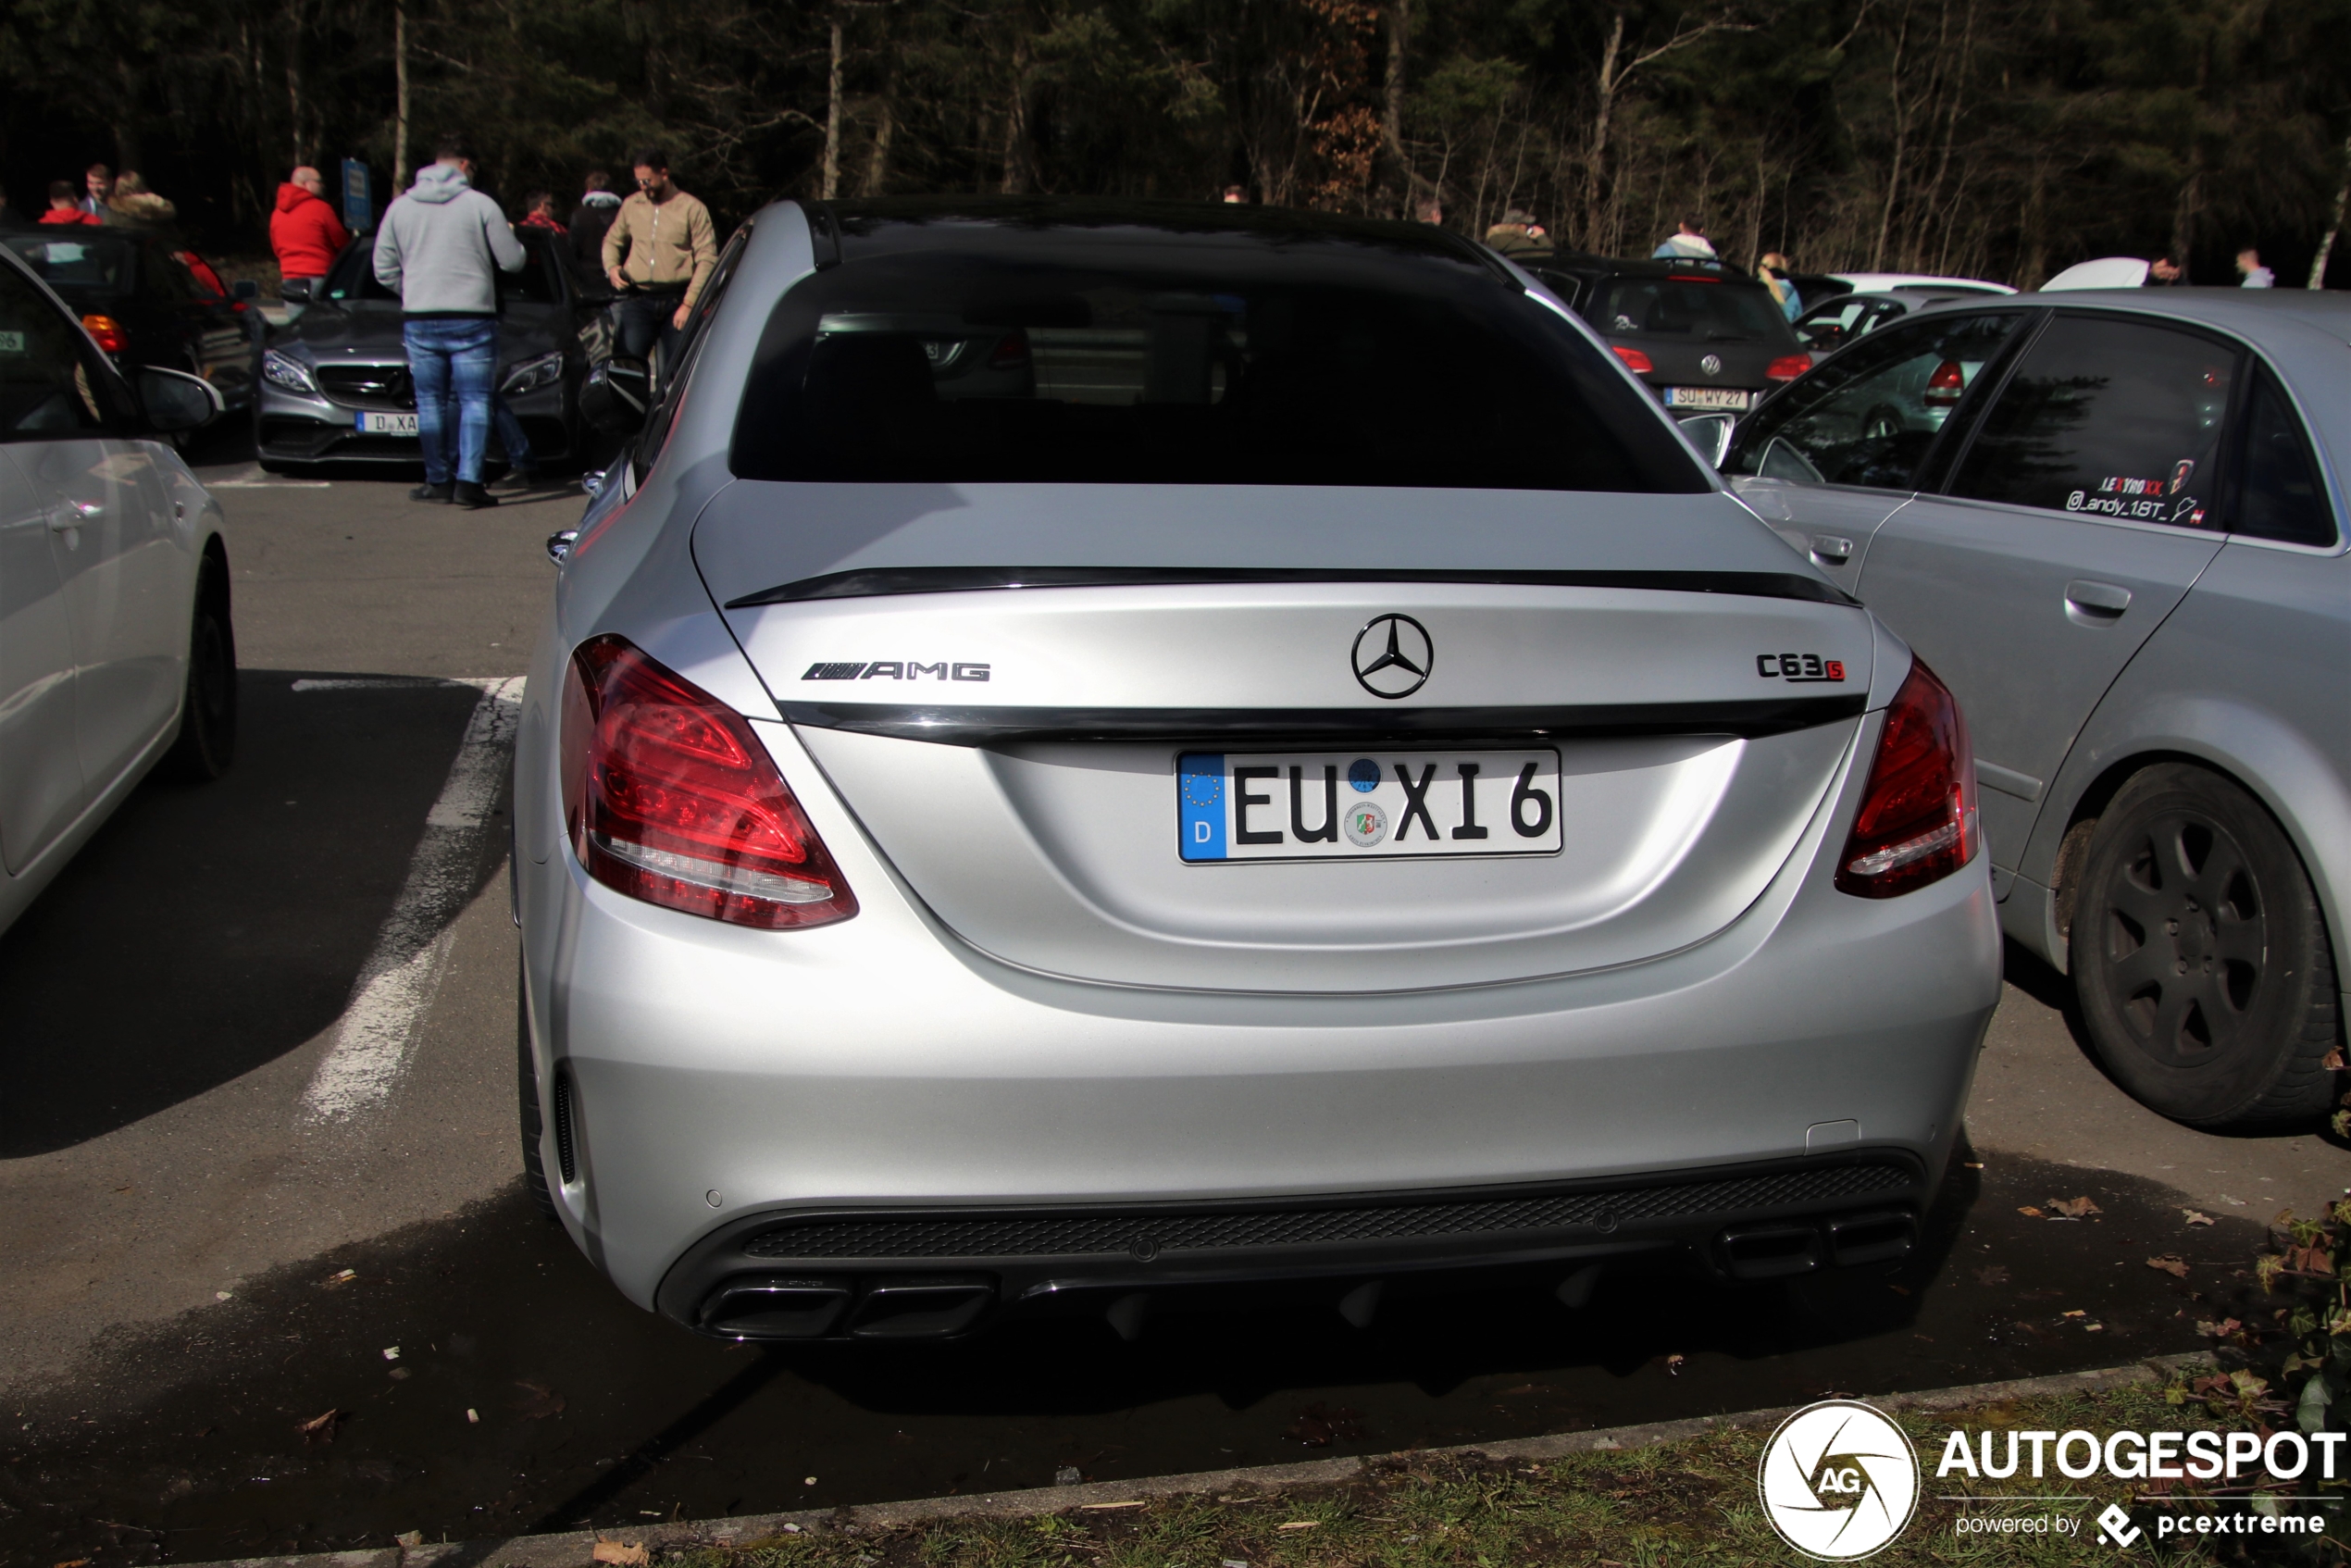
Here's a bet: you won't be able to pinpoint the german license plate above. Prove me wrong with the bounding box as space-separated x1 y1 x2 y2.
1178 750 1563 863
357 410 419 435
1664 386 1751 411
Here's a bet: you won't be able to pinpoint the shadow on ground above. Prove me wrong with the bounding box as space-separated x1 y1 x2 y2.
0 672 501 1154
0 1151 2243 1566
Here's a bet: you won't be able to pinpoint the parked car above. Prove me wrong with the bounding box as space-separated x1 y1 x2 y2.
3 229 262 417
1818 272 2015 297
1522 255 1813 418
0 244 236 936
255 228 599 472
1717 292 2346 1130
1793 288 1991 362
516 198 2000 1344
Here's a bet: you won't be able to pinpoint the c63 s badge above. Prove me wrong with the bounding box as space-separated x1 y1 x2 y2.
1758 653 1847 683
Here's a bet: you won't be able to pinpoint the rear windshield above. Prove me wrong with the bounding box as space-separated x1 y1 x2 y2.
1587 278 1797 346
5 234 134 297
729 222 1707 492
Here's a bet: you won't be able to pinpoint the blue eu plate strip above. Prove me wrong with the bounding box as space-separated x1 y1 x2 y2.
1178 753 1226 862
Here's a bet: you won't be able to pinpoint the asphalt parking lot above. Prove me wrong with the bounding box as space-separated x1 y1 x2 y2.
1 460 2343 1567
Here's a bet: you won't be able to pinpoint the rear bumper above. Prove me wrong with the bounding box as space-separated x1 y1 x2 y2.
519 710 2002 1333
654 1152 1929 1339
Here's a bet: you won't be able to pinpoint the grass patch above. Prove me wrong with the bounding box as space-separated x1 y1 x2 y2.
621 1383 2341 1566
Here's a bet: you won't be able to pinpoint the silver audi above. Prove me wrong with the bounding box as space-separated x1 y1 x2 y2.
514 199 2001 1342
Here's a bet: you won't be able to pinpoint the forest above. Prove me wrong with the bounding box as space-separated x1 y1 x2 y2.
4 0 2347 287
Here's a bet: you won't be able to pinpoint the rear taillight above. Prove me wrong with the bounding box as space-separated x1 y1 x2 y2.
81 314 128 354
989 330 1031 369
1922 359 1966 407
1835 658 1979 899
1765 354 1811 382
561 636 856 929
1611 344 1654 374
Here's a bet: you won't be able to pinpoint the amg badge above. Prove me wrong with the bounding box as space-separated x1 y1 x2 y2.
802 661 991 681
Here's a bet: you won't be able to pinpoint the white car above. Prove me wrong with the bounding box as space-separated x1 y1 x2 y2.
1 245 235 936
1826 272 2016 296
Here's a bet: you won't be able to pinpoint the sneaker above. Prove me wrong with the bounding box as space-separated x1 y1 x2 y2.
489 468 539 492
409 482 454 503
453 480 500 509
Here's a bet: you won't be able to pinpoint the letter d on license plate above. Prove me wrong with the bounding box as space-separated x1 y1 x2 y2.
1178 750 1562 863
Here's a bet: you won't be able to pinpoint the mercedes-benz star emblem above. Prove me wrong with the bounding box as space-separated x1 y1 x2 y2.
1700 353 1724 376
1351 613 1434 699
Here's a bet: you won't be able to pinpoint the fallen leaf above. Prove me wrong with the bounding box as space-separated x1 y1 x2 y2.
2323 1048 2345 1071
2048 1196 2103 1218
1962 1161 1984 1170
591 1543 649 1567
395 1532 424 1549
1279 1521 1320 1531
2146 1255 2190 1278
2016 1206 2044 1218
324 1269 358 1288
297 1409 343 1447
381 1346 401 1362
1973 1265 2011 1287
2084 1322 2106 1332
2196 1317 2243 1338
466 1409 479 1425
2061 1309 2087 1319
54 1559 91 1567
514 1381 566 1420
2182 1210 2215 1226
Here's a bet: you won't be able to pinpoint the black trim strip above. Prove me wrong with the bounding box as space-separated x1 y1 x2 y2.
726 566 1855 609
777 693 1867 745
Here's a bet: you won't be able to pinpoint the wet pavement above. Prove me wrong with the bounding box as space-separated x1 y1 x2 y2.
1 1149 2256 1566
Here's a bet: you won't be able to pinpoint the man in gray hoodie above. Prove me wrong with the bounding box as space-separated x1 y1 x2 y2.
373 134 526 507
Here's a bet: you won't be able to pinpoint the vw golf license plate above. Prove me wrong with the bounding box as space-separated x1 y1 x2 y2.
1178 750 1563 863
1664 386 1751 411
357 410 420 435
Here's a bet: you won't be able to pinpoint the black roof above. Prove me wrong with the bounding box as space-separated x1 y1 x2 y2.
816 196 1512 278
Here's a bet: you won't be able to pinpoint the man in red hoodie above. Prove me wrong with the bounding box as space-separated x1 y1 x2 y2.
270 167 350 292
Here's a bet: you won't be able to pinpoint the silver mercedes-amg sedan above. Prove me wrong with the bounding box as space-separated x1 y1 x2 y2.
514 199 2001 1342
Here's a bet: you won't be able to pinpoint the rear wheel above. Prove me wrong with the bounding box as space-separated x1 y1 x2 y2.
160 552 236 781
518 955 559 1219
1860 404 1904 440
2072 764 2340 1128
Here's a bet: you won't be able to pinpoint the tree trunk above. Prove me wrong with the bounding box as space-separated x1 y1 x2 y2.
113 62 145 172
1383 0 1410 205
1870 9 1912 271
1585 12 1625 247
2308 133 2349 289
393 0 411 191
1000 33 1033 194
822 16 844 199
864 89 896 196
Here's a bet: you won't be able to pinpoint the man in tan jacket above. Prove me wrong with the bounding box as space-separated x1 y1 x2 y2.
602 145 718 373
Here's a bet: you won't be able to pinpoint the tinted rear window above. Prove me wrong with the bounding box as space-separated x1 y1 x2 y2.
1588 278 1797 345
5 234 135 297
729 218 1707 492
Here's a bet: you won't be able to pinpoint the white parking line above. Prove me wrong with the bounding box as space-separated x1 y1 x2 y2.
298 676 526 1124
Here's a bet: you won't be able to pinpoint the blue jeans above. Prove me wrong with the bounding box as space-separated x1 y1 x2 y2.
492 394 536 476
404 317 498 485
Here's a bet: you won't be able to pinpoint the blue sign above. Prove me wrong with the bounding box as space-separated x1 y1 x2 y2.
341 159 372 232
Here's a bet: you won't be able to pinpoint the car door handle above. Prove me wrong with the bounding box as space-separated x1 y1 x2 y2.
1810 535 1854 565
49 501 101 531
2064 579 2133 617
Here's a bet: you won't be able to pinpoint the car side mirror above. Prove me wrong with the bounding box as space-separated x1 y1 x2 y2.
580 356 651 437
138 365 225 433
1679 412 1735 469
280 277 314 304
233 279 261 303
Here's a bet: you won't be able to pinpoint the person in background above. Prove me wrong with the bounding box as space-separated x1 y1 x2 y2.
1415 196 1446 226
81 164 114 220
372 133 527 509
41 181 100 225
2236 248 2275 288
518 192 566 236
1652 218 1716 261
106 171 175 229
1757 251 1802 321
1221 184 1246 204
2146 255 2186 285
271 166 351 295
567 172 622 280
602 146 716 375
1484 209 1551 259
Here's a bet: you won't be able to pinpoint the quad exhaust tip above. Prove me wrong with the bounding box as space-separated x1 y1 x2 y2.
1717 1209 1917 1281
701 1273 994 1340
